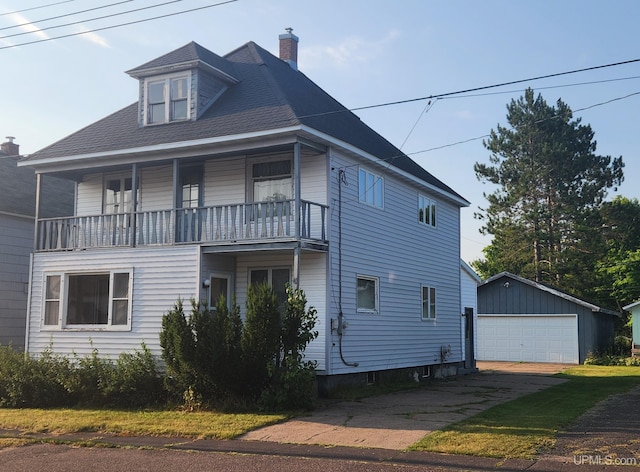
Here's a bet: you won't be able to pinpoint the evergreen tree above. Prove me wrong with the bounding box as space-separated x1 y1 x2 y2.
474 88 624 291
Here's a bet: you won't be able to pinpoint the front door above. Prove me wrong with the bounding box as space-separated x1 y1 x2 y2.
208 274 231 310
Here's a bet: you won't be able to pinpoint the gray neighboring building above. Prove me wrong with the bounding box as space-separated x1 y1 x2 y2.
477 272 617 364
0 137 74 350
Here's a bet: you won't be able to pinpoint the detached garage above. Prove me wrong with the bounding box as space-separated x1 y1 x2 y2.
477 272 618 364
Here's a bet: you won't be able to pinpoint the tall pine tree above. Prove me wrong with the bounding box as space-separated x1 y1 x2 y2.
474 88 624 291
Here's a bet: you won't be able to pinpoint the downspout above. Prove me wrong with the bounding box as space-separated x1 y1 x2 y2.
293 142 301 289
337 168 358 367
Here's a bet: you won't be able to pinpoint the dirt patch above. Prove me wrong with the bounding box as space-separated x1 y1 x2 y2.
545 384 640 463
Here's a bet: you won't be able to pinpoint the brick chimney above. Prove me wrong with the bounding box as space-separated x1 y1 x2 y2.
1 136 19 156
279 27 299 70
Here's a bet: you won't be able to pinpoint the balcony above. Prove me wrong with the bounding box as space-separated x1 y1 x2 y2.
36 200 328 252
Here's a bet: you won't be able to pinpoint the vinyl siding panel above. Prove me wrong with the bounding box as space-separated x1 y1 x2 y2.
204 157 245 206
76 174 102 216
300 153 327 204
326 150 462 375
0 214 32 350
27 246 199 359
140 165 173 211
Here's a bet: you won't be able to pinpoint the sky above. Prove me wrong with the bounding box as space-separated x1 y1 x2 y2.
1 0 639 265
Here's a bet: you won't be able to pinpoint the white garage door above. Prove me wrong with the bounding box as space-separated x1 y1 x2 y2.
477 314 579 364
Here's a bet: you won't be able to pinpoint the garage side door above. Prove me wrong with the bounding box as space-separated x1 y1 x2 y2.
477 314 579 364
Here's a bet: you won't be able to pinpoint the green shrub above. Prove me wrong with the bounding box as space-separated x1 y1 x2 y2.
159 284 319 411
242 284 282 398
0 344 163 409
584 351 640 366
159 299 196 401
260 286 318 410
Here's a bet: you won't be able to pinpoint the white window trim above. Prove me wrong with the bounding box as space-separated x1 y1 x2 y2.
41 269 133 332
356 274 379 314
103 172 140 214
418 194 437 228
358 168 384 209
143 72 191 126
246 154 294 203
421 284 437 320
208 272 233 310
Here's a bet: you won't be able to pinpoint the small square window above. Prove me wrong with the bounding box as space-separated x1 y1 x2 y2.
357 275 379 313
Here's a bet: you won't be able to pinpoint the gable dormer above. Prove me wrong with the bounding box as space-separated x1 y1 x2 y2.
126 42 239 127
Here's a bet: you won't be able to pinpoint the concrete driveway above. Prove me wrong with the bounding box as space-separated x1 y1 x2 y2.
240 362 571 450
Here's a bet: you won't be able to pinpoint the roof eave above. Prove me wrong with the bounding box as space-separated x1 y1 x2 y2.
18 126 303 172
298 125 470 207
126 59 239 84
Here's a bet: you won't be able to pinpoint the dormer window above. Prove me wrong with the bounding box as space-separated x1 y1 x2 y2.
144 73 190 125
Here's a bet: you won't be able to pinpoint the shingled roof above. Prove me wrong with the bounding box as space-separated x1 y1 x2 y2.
24 40 466 203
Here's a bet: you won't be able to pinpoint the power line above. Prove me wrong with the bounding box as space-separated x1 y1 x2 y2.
439 75 640 100
0 0 77 17
296 59 640 121
0 0 186 40
0 0 134 32
0 0 238 50
408 90 640 156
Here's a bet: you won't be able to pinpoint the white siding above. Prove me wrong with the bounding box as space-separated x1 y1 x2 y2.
326 150 463 375
300 153 327 204
76 174 102 216
27 246 199 359
0 214 32 350
140 165 173 211
204 157 246 206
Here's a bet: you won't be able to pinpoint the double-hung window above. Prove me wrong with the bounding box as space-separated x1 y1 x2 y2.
421 285 436 320
105 177 139 214
358 168 383 208
251 159 293 220
250 267 290 309
252 160 292 203
146 74 190 125
42 270 133 330
418 194 436 227
357 275 379 313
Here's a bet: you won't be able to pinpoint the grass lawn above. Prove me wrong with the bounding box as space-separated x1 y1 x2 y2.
0 408 287 440
408 365 640 459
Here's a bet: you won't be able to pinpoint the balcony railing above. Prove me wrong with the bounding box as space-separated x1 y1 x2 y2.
36 200 328 252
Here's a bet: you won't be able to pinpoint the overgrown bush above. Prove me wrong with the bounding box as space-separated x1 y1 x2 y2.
584 351 640 366
0 344 164 409
160 284 319 411
259 286 318 410
0 346 71 408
